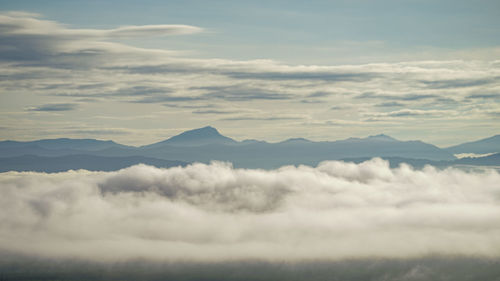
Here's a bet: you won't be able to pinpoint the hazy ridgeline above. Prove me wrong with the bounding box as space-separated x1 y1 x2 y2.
1 255 499 281
2 127 500 172
1 159 500 280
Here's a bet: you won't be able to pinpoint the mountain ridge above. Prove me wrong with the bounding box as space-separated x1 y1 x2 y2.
445 134 500 154
3 127 498 150
143 126 238 148
1 126 498 170
0 154 187 173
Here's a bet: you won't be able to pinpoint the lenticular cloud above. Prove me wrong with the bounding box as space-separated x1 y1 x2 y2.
0 159 499 262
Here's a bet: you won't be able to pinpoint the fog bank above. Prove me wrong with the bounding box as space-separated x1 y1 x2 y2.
1 159 499 262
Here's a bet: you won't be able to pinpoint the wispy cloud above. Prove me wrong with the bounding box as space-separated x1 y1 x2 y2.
357 92 438 101
0 12 499 144
101 25 202 38
363 109 450 121
26 103 78 112
194 85 293 101
375 101 406 107
419 77 498 89
220 115 303 121
193 109 238 115
0 11 201 67
224 71 378 82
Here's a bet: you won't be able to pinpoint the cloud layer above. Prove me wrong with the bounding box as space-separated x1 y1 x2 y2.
0 12 499 145
1 159 499 262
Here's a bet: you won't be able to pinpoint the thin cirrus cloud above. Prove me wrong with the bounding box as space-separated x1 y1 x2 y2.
375 101 406 107
0 12 202 38
26 103 78 112
192 109 238 115
383 109 443 117
419 77 499 89
100 25 203 38
356 92 439 101
219 115 304 121
0 159 499 262
0 11 499 144
362 109 449 121
0 11 202 65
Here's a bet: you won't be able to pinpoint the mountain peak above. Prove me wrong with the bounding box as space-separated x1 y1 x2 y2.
281 137 312 144
180 126 221 137
445 133 500 154
147 126 236 147
366 134 397 141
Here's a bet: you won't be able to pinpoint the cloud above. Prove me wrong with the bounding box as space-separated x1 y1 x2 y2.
363 109 449 121
133 95 202 103
110 63 378 83
219 115 303 121
375 101 406 107
0 12 201 38
419 77 498 89
466 93 500 100
105 85 201 103
112 85 174 97
225 71 377 82
300 99 323 104
65 128 131 136
195 85 293 101
330 105 349 110
102 25 202 38
1 159 499 262
26 103 78 111
0 12 201 66
193 109 238 115
1 12 500 144
357 92 438 101
307 91 334 98
454 152 496 159
384 109 437 117
164 104 216 109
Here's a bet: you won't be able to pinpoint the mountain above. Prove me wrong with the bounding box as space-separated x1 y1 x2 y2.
445 135 500 154
132 130 455 168
0 127 460 170
355 134 397 142
0 138 126 151
0 138 129 157
331 136 452 161
0 154 187 173
143 126 237 148
342 153 500 170
240 139 267 145
279 138 313 144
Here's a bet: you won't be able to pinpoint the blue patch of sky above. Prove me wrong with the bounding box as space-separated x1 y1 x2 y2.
1 0 499 63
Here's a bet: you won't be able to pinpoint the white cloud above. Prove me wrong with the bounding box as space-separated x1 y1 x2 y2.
0 12 499 145
1 159 499 262
454 152 496 159
103 25 203 38
0 12 202 38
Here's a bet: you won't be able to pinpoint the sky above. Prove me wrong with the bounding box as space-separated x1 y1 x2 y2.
0 0 499 146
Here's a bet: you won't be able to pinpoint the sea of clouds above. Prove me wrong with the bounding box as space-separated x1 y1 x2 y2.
1 158 499 264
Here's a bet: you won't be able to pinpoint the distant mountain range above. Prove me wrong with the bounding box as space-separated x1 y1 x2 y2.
343 152 500 169
142 126 237 148
445 135 500 154
0 155 187 173
0 126 498 172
